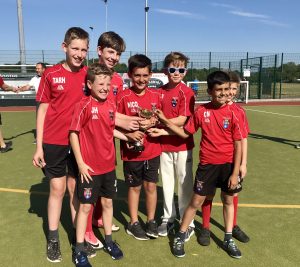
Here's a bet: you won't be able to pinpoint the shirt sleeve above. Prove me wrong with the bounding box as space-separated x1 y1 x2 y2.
231 112 243 141
179 88 195 117
36 72 51 103
184 107 202 134
70 102 89 133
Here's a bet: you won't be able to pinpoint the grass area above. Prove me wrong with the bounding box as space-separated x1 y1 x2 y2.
0 105 300 266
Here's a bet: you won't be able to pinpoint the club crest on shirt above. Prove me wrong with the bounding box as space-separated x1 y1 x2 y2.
83 188 92 199
109 109 114 121
151 103 157 112
171 97 178 107
113 85 118 96
223 118 230 129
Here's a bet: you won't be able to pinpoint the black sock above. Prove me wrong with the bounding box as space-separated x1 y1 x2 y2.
75 242 85 254
178 231 186 241
105 234 112 245
224 232 232 241
48 229 59 241
72 227 76 245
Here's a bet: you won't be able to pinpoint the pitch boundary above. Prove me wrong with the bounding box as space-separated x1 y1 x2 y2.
245 108 300 118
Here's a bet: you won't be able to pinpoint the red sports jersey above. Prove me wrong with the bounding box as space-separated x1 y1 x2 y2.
107 72 123 103
117 87 162 161
70 96 116 175
0 76 4 87
160 83 195 152
184 103 243 165
36 64 87 145
229 103 250 138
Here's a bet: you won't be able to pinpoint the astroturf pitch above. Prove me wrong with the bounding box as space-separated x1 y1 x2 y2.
0 104 299 267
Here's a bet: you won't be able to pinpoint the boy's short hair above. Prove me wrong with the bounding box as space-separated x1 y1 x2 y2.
228 71 241 84
163 52 189 68
64 27 89 45
128 54 152 74
36 62 46 69
87 63 113 83
97 31 126 53
207 71 230 90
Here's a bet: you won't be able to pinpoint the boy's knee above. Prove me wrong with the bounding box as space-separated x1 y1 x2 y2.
101 198 113 209
80 203 92 214
144 182 156 193
190 195 205 209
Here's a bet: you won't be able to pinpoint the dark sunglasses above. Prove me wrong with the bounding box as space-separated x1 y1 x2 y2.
167 67 186 74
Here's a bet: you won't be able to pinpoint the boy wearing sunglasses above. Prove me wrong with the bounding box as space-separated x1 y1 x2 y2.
157 52 195 239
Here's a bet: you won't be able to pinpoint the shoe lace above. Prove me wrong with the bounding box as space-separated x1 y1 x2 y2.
133 222 146 235
173 237 184 250
228 239 239 252
49 240 60 256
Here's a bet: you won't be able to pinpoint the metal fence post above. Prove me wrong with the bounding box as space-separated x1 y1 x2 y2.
208 52 211 73
279 53 284 99
273 54 277 99
258 57 263 99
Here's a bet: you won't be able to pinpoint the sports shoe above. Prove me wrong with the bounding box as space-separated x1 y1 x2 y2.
0 142 12 153
47 239 62 263
172 236 185 258
184 226 195 242
74 251 92 267
145 219 159 238
85 231 103 250
223 239 242 259
158 221 175 237
126 221 149 241
197 228 210 246
84 241 97 258
105 241 123 260
232 225 250 243
92 219 120 232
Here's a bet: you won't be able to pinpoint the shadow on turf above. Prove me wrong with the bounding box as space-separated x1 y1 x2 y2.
28 176 76 244
4 129 34 141
249 132 300 147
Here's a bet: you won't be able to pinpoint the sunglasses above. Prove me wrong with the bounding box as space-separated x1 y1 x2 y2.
167 67 187 74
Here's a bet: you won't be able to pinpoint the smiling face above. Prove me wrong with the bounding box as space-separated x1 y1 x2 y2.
208 82 230 107
227 82 239 104
128 66 152 94
87 74 111 101
62 38 88 71
164 60 187 86
98 46 121 70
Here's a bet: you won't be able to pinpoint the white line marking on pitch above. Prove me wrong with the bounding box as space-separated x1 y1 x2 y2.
1 187 300 209
245 108 300 118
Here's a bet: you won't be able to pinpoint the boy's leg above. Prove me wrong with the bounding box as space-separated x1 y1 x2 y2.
176 150 194 241
143 181 157 222
198 195 214 246
67 176 78 226
128 185 142 224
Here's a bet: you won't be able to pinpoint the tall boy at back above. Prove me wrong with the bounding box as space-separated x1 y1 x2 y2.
32 27 89 263
152 71 243 259
70 63 126 267
117 54 161 240
199 72 250 246
157 52 195 239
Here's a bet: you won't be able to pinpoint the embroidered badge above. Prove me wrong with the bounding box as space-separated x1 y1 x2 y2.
83 188 92 199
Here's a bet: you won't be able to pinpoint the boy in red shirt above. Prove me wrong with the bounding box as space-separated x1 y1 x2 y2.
157 52 195 239
117 54 161 240
199 71 250 245
70 63 127 266
151 71 243 259
32 27 90 263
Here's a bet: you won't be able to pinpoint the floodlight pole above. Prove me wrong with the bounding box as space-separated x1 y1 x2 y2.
103 0 108 31
16 0 26 73
145 0 149 56
89 26 94 62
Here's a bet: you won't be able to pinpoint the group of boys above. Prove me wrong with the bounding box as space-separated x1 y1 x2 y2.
32 26 250 267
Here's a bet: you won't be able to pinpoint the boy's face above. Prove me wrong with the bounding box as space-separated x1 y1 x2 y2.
87 74 111 101
128 67 152 92
164 61 187 85
227 82 239 103
208 82 230 106
62 39 88 70
97 46 121 70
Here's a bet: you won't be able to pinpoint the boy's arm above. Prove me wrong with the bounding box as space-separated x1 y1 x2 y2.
113 128 129 141
228 140 242 190
115 112 144 131
169 115 188 127
69 131 93 183
32 103 48 168
240 138 248 178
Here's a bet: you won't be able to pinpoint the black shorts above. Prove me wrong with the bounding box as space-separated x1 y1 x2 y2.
193 163 242 196
42 143 78 179
123 156 160 187
77 170 117 203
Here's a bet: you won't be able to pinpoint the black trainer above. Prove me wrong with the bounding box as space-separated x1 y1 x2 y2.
223 239 242 259
197 228 210 246
232 225 250 243
126 221 149 241
184 226 195 242
84 241 97 258
172 236 185 258
146 220 159 238
105 241 123 260
47 239 62 263
74 251 92 267
158 221 175 237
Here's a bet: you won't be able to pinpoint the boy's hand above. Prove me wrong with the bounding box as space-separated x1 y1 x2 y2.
32 148 46 168
127 116 145 131
125 130 144 142
155 109 168 124
139 117 158 131
228 174 238 190
147 128 168 137
239 164 247 178
78 162 94 184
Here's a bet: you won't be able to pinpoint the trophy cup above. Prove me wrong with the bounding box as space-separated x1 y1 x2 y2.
128 106 156 152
